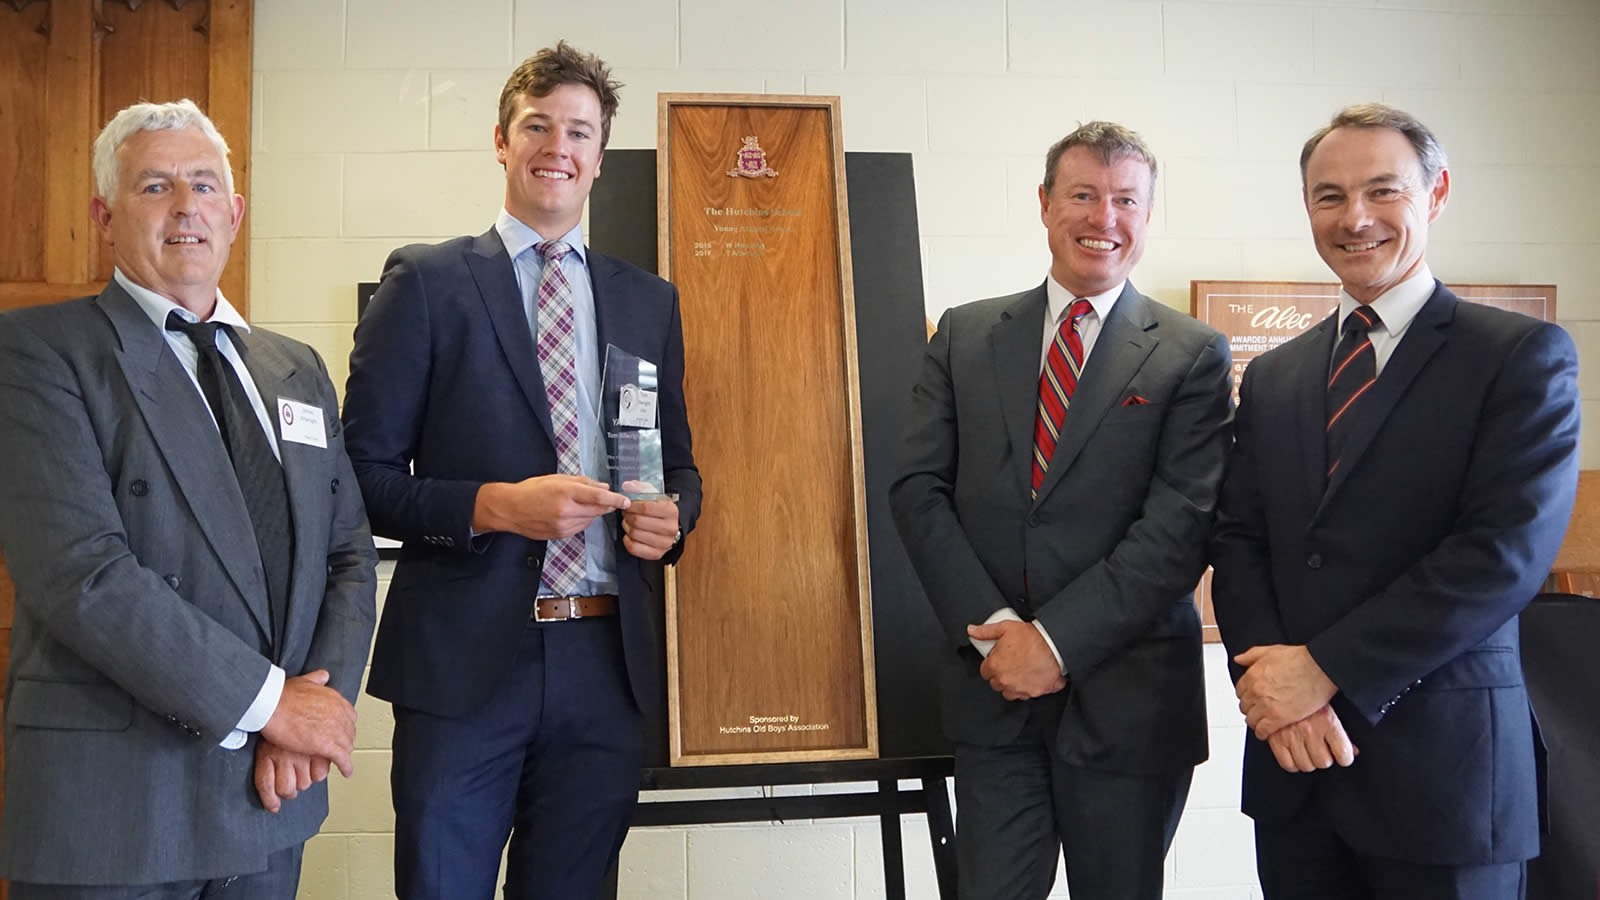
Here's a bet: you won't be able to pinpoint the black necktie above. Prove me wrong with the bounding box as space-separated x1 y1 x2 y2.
165 312 293 650
1325 305 1383 481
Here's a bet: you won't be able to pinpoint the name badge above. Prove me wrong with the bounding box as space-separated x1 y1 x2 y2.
277 397 328 449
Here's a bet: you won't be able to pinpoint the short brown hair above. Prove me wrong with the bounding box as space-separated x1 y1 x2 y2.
1042 121 1158 198
498 41 622 149
1300 103 1447 188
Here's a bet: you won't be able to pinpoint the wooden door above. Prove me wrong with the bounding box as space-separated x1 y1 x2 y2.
0 3 254 890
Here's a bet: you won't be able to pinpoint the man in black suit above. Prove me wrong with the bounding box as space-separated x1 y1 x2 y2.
1211 103 1580 899
341 42 700 899
890 122 1233 899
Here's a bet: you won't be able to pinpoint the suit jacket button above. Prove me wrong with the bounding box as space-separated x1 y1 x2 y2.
526 555 541 570
164 574 181 590
130 480 149 497
330 477 340 494
1026 513 1040 527
1305 553 1323 569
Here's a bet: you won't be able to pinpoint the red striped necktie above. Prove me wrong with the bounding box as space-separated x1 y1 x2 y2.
1031 298 1095 498
1325 304 1382 480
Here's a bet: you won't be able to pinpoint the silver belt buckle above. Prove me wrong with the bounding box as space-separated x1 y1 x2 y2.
534 594 576 622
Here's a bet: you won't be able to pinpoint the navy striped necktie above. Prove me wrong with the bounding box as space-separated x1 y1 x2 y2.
1325 305 1383 481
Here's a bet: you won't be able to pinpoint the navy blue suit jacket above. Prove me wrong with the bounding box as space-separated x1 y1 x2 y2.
343 228 701 720
1210 283 1580 865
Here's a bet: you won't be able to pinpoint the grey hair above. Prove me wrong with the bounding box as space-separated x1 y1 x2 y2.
1300 103 1448 188
1042 121 1158 199
92 99 235 202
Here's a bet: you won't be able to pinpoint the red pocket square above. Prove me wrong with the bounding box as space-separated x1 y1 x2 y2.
1120 394 1149 406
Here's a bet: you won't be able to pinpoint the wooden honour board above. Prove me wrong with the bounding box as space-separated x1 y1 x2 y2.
1190 280 1559 642
658 94 877 765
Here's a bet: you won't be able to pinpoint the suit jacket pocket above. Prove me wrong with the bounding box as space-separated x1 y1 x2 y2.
7 678 135 731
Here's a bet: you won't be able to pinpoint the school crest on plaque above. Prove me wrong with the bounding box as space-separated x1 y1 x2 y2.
726 135 779 179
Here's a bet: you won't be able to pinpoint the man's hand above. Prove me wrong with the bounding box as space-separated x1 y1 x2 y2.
619 482 679 560
1263 704 1358 773
968 620 1066 701
1234 644 1338 738
253 738 334 813
259 669 356 778
473 475 630 541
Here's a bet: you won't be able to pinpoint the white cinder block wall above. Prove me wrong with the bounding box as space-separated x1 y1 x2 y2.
249 1 1600 897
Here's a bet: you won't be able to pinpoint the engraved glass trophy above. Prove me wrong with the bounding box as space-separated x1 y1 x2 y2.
601 344 669 500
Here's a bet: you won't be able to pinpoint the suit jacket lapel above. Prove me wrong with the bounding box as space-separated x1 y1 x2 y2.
1294 314 1337 514
1034 283 1157 507
1319 283 1453 511
589 251 618 356
98 284 272 644
235 331 318 659
464 228 558 446
990 285 1048 497
587 251 624 543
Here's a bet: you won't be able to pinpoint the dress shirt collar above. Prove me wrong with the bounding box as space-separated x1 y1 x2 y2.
495 209 587 266
1045 275 1123 327
1337 264 1434 339
115 267 250 332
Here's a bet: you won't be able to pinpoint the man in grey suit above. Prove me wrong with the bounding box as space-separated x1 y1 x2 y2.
890 122 1233 899
0 99 377 898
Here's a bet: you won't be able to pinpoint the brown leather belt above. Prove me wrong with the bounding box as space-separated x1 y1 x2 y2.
532 594 618 622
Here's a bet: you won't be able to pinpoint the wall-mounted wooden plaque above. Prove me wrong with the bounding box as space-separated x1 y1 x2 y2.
658 93 877 766
1190 280 1559 643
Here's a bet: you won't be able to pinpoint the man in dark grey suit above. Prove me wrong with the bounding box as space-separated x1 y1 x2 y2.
891 122 1233 899
0 100 377 898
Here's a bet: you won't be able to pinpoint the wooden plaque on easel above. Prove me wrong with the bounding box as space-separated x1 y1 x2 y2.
657 94 878 766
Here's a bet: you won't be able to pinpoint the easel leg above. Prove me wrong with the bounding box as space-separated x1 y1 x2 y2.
923 776 958 899
879 778 906 900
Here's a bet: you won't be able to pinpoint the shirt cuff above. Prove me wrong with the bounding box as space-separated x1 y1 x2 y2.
970 607 1025 657
221 664 286 749
1031 620 1067 676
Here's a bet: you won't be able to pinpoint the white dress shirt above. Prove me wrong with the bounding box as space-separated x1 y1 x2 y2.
1333 265 1435 377
116 269 285 749
494 210 620 596
971 277 1128 675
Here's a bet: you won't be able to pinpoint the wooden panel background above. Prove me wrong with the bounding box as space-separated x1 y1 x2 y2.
0 0 252 315
660 95 877 765
1190 280 1561 643
0 4 254 891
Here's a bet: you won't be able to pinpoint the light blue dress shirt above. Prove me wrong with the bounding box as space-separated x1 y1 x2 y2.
494 210 620 596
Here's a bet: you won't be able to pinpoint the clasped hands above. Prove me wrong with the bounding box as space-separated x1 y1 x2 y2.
1233 644 1358 773
254 669 355 813
474 474 680 561
967 620 1066 701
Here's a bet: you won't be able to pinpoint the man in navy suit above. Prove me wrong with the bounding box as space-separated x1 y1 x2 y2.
1211 103 1580 899
341 41 700 899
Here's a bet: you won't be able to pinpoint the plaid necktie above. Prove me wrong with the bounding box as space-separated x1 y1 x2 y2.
164 313 293 649
532 240 586 594
1326 305 1382 480
1032 298 1095 498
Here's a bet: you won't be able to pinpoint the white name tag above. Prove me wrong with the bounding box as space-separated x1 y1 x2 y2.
277 397 328 449
617 384 658 429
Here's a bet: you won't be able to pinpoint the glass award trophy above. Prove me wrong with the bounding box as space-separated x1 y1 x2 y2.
601 344 669 500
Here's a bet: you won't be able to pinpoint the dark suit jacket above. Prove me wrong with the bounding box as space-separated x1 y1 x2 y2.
1210 283 1581 865
0 283 378 884
343 229 701 721
890 281 1233 775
